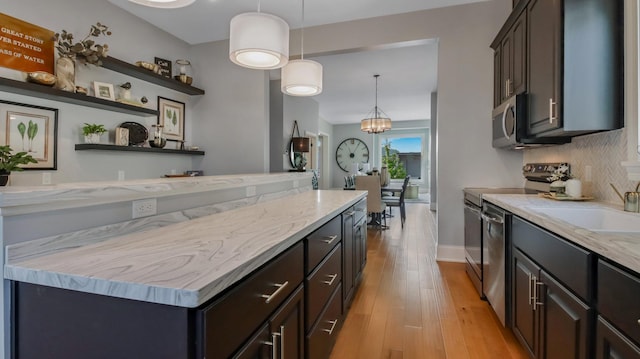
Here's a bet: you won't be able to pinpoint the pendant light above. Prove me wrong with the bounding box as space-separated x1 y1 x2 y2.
127 0 195 9
229 0 289 70
281 0 323 96
361 75 392 134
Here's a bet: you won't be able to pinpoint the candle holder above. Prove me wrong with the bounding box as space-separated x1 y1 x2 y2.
174 59 193 85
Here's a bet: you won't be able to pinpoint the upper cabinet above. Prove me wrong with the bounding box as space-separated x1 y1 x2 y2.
528 0 623 138
492 2 528 108
492 0 624 140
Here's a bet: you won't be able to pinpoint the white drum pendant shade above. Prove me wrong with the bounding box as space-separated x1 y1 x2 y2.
229 12 289 70
281 59 323 96
128 0 195 8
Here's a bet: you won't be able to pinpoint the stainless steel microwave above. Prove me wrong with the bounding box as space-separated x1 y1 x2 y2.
492 94 569 149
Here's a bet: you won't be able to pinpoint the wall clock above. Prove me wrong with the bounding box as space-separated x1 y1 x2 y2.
336 138 369 172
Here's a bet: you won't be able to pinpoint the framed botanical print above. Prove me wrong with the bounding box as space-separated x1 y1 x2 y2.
0 100 58 170
158 97 185 141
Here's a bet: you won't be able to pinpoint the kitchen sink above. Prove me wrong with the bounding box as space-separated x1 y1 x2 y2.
527 206 640 233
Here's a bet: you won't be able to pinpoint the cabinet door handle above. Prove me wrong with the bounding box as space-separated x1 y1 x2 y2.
271 325 285 359
535 281 545 309
322 319 339 335
322 273 338 286
322 235 338 245
549 98 556 124
260 281 289 304
505 80 509 97
528 272 533 306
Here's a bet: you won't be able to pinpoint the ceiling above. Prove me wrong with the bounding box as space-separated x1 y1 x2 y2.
108 0 488 125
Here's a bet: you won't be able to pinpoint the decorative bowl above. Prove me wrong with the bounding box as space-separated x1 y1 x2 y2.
135 61 159 73
26 71 56 86
149 138 167 148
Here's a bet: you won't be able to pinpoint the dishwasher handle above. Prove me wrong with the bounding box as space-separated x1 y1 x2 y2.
481 213 504 225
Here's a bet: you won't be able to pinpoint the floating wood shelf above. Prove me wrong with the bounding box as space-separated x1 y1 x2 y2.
75 143 205 156
0 77 158 117
101 57 205 95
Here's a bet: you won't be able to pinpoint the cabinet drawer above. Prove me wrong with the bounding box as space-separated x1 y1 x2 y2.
512 217 592 302
306 243 342 331
598 259 640 347
306 215 342 273
306 284 343 359
198 242 304 359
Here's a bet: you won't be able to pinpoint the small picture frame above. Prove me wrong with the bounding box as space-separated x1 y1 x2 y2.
158 97 185 142
154 57 172 78
93 81 115 101
115 127 129 146
0 100 58 170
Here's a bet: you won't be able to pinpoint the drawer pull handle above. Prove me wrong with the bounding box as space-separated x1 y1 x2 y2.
323 273 338 286
346 211 356 217
261 281 289 304
322 319 339 335
322 235 338 245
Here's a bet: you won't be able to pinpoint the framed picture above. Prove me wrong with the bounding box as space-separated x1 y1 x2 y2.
0 100 57 170
93 81 115 101
154 57 172 78
158 97 185 141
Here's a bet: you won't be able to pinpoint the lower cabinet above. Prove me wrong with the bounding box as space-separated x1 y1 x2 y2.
596 317 640 359
306 284 343 359
234 286 305 359
511 217 592 359
343 199 367 309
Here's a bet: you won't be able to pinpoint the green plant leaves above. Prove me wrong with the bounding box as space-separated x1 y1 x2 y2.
27 121 38 140
17 122 26 139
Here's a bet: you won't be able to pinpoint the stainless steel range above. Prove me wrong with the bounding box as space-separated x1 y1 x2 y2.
463 162 569 326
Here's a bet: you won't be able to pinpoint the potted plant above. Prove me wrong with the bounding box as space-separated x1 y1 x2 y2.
0 145 37 186
52 22 111 92
82 123 107 144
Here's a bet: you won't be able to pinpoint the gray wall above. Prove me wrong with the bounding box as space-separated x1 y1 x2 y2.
430 92 438 211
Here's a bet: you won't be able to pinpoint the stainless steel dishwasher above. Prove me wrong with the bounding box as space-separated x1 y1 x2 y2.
482 202 510 326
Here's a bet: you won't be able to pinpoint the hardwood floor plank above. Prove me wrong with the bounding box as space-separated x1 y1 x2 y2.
330 203 527 359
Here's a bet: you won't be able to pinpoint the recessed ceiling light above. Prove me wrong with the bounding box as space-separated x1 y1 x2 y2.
128 0 195 9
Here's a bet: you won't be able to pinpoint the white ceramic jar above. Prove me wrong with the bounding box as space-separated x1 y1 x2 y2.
565 179 582 198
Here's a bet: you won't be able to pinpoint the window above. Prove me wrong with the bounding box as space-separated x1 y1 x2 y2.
376 128 430 187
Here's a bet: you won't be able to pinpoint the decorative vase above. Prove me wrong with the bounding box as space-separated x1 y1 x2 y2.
53 57 75 92
0 171 10 186
84 133 101 144
149 125 167 148
380 166 390 187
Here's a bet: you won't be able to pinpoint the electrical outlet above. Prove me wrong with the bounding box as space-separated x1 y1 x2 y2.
42 173 51 185
118 170 125 181
246 186 256 197
170 169 177 175
132 198 157 219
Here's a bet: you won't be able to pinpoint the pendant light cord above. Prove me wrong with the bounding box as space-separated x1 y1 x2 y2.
257 0 261 12
374 74 380 118
300 0 305 60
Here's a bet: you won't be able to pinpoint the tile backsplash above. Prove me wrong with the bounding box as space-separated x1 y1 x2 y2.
523 128 635 204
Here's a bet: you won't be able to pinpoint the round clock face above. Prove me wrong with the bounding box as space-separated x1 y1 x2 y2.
336 138 369 172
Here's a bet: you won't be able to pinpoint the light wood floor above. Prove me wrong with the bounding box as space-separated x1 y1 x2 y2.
329 203 529 359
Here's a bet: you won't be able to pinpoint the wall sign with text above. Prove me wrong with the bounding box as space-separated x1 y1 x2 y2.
0 13 54 74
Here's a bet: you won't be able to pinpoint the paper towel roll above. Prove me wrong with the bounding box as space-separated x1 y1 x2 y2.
565 179 582 198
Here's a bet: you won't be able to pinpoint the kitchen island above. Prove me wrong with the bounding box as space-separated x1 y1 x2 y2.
0 172 369 359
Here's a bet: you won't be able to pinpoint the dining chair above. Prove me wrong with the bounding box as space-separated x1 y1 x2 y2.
382 175 410 228
355 175 387 229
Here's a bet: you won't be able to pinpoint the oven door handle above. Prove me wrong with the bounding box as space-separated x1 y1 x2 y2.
502 102 512 139
481 213 504 225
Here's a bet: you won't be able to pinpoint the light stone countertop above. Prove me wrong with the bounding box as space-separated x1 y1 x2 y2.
4 190 366 308
483 194 640 275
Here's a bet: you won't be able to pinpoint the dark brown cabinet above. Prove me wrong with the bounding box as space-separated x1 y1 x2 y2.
342 199 367 309
596 317 640 359
511 217 592 359
526 0 622 137
492 2 528 108
597 260 640 359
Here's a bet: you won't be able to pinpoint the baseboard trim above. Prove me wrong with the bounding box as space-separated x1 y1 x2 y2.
436 245 465 263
